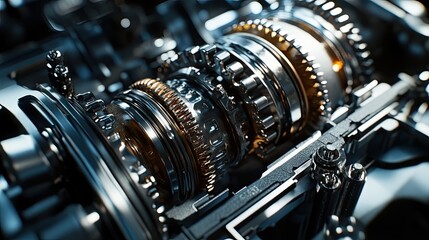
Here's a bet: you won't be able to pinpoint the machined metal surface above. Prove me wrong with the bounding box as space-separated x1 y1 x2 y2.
1 1 428 239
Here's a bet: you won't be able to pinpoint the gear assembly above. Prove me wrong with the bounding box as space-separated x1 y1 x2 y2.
1 0 429 239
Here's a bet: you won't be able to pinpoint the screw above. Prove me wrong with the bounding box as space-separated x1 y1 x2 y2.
311 144 345 181
315 144 341 167
46 50 63 73
347 163 366 181
52 65 74 98
322 144 338 160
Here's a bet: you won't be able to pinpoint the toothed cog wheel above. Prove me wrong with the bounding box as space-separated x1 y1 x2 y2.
130 79 213 192
292 0 374 90
107 0 373 204
75 91 169 237
232 18 331 134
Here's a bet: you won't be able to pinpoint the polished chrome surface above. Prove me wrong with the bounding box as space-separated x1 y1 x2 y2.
1 0 428 239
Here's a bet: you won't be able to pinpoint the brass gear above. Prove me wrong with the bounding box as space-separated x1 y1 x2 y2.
130 79 215 192
232 18 331 129
159 44 251 163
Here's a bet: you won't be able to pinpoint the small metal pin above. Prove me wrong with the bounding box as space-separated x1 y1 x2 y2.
322 144 337 160
335 163 367 217
53 64 74 99
46 50 63 73
46 50 74 99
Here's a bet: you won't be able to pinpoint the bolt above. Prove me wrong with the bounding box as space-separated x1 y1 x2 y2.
347 163 366 181
322 144 337 160
311 144 345 181
46 50 63 73
315 144 341 167
46 50 74 98
51 64 74 98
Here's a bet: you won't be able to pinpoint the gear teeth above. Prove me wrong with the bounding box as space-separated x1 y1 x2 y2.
232 18 331 150
161 44 251 168
130 79 215 193
225 61 244 79
76 92 169 238
294 0 374 85
199 44 217 66
239 75 259 93
266 131 277 142
340 23 354 33
252 96 271 111
321 1 335 11
214 51 231 75
185 46 201 64
76 92 117 137
337 14 350 23
330 7 343 17
76 92 95 102
84 99 105 114
261 116 275 129
96 114 115 130
129 163 168 236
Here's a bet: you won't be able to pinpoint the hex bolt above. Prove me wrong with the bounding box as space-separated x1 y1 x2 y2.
311 144 345 181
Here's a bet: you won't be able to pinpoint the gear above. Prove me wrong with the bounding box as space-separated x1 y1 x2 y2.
75 92 116 139
162 42 294 157
128 161 169 236
164 77 234 180
161 38 311 157
232 18 331 130
75 91 169 238
160 45 250 164
130 79 215 192
294 0 374 89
